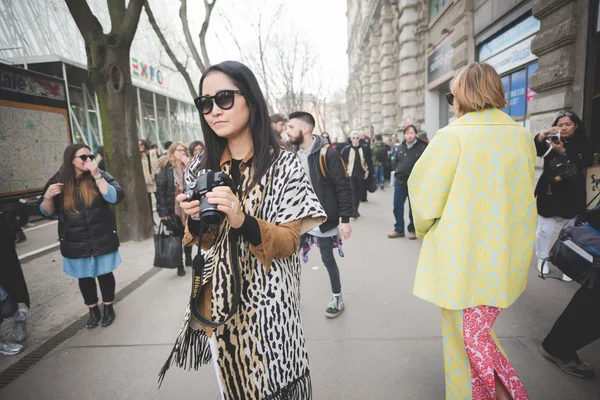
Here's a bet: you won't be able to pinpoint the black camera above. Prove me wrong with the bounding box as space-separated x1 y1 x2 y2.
184 170 236 227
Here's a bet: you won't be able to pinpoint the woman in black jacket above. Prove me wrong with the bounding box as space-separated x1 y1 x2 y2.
534 111 591 280
39 144 124 328
155 142 191 276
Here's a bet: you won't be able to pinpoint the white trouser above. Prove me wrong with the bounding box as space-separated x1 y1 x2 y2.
536 215 557 260
209 337 225 400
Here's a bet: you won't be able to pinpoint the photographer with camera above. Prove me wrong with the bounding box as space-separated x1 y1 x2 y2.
159 61 326 400
534 111 592 280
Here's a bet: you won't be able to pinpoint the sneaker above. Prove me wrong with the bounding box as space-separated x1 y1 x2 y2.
12 308 28 343
0 340 24 356
387 231 405 239
562 274 573 282
537 258 549 275
177 266 186 276
325 294 345 318
541 345 595 379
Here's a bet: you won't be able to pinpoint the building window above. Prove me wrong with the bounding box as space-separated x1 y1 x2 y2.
499 62 538 129
429 0 449 22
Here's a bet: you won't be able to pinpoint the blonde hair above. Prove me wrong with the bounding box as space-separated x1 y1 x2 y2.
158 141 188 170
451 62 506 117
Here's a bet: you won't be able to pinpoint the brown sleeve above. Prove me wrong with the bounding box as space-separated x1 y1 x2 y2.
183 219 217 250
250 219 301 273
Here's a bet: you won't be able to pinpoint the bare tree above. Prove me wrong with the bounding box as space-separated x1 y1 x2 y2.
64 0 152 241
219 0 283 111
144 0 217 98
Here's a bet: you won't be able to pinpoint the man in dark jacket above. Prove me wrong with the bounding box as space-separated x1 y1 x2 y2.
288 112 353 318
388 125 427 240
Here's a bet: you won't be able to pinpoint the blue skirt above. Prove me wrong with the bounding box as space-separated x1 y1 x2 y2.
63 251 121 279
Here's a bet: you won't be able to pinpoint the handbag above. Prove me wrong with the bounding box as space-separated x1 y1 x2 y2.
153 221 183 269
542 192 600 288
367 173 377 193
548 154 580 184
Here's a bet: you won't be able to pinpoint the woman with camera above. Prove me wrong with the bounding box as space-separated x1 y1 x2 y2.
155 142 191 277
534 111 591 280
39 144 124 328
158 61 325 400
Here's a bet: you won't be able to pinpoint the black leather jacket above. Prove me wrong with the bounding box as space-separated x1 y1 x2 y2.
39 170 124 259
295 135 353 232
155 166 176 218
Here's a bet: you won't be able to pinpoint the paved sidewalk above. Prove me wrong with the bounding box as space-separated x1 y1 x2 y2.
1 188 599 399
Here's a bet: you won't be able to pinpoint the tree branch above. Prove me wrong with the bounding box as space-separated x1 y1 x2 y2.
180 0 205 72
199 0 218 67
64 0 104 42
107 0 126 33
144 0 198 98
120 0 145 45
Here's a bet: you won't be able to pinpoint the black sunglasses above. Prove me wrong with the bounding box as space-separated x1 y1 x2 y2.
194 90 243 115
446 93 455 106
75 154 95 162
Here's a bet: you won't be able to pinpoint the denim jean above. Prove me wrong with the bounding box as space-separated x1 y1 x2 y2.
393 182 414 233
373 165 385 185
317 237 342 294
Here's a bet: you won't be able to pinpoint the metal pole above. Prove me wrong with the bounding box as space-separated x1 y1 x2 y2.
166 97 173 141
61 62 76 143
136 87 144 139
82 83 94 151
94 92 104 145
152 92 161 150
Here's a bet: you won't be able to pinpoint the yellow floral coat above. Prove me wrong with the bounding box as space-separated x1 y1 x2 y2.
408 108 537 310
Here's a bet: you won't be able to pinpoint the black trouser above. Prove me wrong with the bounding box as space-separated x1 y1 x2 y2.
317 236 342 294
78 273 116 306
542 284 600 360
350 175 365 214
148 193 155 225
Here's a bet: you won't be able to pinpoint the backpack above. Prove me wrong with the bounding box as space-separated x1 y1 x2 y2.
318 144 348 179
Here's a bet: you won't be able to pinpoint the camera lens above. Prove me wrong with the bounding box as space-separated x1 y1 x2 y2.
199 197 224 227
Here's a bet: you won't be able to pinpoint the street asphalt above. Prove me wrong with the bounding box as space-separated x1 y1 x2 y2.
1 187 599 399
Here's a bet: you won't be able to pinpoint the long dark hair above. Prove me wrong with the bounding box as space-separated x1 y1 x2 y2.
552 111 585 136
59 143 98 213
188 140 204 155
198 61 281 193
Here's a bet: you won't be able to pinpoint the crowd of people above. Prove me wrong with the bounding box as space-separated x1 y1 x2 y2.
1 59 598 400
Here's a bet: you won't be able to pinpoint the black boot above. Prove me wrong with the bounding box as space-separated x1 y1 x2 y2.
177 266 186 276
101 304 116 327
86 306 102 329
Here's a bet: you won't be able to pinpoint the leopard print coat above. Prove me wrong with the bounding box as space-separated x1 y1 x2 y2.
160 150 326 400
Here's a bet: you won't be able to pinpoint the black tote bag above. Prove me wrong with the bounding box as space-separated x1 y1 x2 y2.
153 221 183 269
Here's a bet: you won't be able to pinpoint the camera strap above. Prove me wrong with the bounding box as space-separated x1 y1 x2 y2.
189 218 242 328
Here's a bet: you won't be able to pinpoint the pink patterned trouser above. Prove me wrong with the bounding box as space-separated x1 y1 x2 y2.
462 306 529 400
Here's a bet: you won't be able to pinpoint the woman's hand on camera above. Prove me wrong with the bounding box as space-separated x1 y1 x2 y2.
551 139 566 154
176 193 200 219
206 186 244 229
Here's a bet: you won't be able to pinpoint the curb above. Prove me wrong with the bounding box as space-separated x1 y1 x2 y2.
0 266 163 391
17 242 60 263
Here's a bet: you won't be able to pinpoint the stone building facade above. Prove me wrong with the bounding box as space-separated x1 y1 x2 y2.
347 0 600 150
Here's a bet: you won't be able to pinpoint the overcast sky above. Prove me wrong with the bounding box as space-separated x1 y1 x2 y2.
206 0 349 92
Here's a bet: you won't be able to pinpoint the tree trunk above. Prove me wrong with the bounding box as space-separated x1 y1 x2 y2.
93 46 153 241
